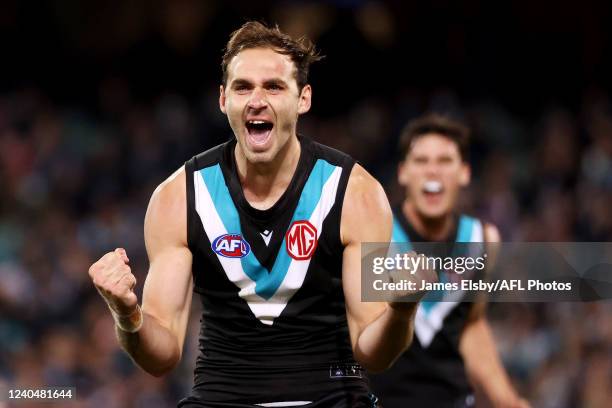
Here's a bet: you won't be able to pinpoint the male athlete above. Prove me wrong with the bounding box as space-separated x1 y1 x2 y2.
88 22 433 407
370 114 529 408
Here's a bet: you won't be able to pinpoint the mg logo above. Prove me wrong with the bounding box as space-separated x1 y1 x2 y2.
285 220 318 260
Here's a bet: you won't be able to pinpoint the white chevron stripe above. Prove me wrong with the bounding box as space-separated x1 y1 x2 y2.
470 221 484 242
256 402 312 407
193 169 261 293
194 165 342 325
414 219 484 347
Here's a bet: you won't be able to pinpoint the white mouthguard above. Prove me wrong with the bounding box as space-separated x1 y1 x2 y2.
423 180 443 193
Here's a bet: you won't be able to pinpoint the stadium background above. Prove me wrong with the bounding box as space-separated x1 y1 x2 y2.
0 1 610 407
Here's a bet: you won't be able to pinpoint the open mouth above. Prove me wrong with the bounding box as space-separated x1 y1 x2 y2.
245 120 274 145
422 180 444 196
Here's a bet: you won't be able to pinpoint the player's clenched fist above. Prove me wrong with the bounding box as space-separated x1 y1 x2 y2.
388 251 438 303
89 248 143 332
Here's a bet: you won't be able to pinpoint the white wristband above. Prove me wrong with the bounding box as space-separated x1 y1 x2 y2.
110 304 143 333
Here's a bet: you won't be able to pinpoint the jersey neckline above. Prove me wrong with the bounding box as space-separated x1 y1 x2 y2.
221 136 314 222
394 206 460 243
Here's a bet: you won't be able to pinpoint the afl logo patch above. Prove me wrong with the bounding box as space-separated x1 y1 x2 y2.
286 220 318 260
212 234 251 258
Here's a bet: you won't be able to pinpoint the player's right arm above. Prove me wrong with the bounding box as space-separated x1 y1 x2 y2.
88 167 193 377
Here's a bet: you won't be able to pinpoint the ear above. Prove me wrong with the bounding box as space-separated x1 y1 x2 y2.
297 84 312 114
219 85 227 115
459 162 471 186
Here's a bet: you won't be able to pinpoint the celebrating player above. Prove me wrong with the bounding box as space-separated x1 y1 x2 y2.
370 114 529 408
88 21 433 408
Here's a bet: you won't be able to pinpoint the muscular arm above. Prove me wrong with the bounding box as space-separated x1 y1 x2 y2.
460 224 529 408
341 165 418 373
117 167 194 377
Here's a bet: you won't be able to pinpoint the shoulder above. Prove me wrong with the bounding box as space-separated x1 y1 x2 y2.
307 137 355 168
340 164 392 245
483 222 501 243
187 141 231 171
145 166 187 247
345 164 386 200
150 166 186 210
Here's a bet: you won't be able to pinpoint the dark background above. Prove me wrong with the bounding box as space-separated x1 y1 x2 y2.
2 1 611 114
0 1 610 407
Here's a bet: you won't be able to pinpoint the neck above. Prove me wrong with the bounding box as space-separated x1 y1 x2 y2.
403 201 454 241
234 136 301 207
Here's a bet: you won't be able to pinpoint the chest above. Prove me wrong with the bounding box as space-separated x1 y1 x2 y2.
192 159 345 324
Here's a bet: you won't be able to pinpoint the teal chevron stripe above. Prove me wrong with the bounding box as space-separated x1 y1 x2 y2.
200 159 337 300
456 215 476 242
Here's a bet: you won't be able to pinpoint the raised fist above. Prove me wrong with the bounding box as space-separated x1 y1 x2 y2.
89 248 138 316
387 251 439 304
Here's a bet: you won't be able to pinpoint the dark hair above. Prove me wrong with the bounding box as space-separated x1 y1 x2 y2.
221 21 322 91
398 113 470 161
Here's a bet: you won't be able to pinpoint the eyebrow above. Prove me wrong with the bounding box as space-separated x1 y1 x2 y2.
262 79 288 87
230 78 289 88
411 152 456 160
230 79 252 88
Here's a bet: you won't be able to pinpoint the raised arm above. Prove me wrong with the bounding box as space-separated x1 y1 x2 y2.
89 167 194 377
341 164 419 373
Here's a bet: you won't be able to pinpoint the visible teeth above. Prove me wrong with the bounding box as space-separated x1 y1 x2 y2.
423 181 443 193
248 120 266 125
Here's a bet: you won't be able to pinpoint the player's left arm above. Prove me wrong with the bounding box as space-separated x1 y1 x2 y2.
341 164 418 373
460 223 531 408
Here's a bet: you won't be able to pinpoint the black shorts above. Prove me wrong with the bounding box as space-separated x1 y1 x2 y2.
376 393 475 408
177 390 381 408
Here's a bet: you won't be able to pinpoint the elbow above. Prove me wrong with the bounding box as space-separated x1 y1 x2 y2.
144 359 179 377
353 337 414 374
358 357 397 374
362 342 411 373
354 350 401 374
362 362 392 374
141 349 181 378
147 367 170 378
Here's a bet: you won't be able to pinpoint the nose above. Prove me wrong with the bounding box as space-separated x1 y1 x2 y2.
424 161 439 178
247 87 268 110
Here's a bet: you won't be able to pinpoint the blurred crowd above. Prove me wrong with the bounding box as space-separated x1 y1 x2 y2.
1 0 611 407
0 83 610 408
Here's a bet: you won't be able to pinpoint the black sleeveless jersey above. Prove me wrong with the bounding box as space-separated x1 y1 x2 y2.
179 137 375 407
370 209 485 408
